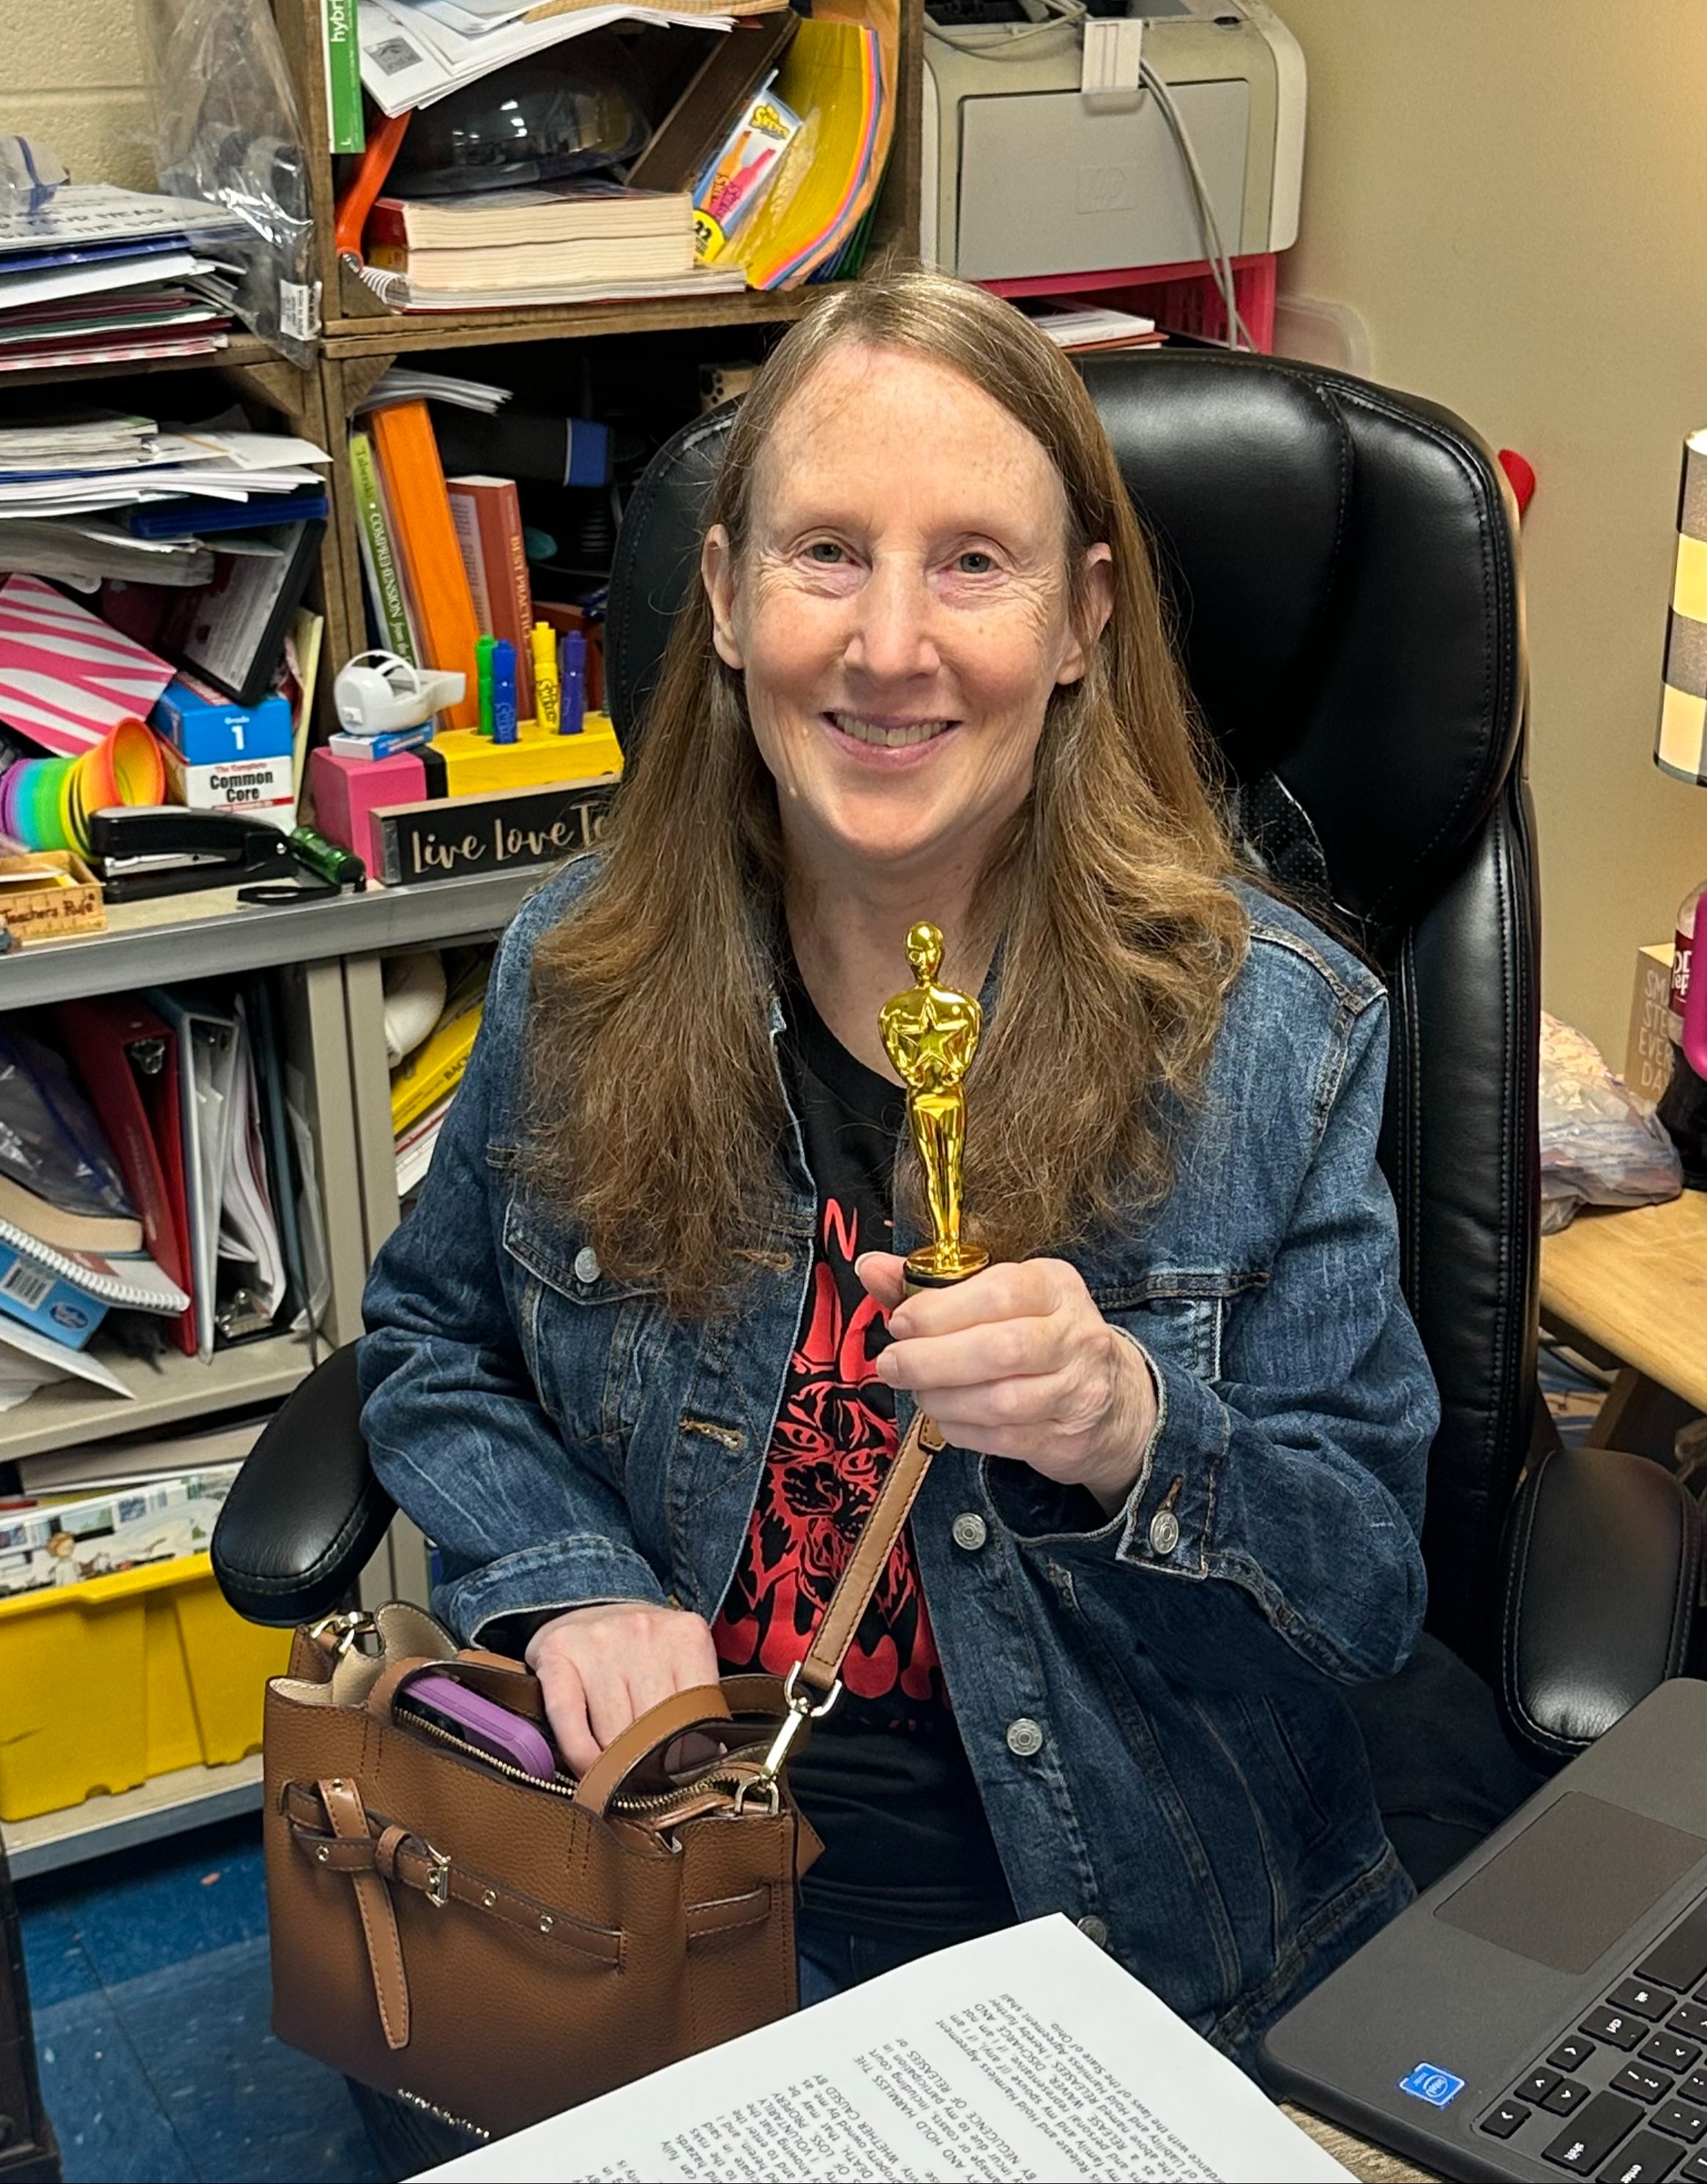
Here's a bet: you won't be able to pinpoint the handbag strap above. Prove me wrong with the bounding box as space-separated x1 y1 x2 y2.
796 1409 943 1700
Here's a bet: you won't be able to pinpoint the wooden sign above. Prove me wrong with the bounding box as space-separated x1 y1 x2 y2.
371 775 619 887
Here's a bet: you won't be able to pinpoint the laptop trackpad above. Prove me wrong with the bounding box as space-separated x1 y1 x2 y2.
1435 1792 1707 1974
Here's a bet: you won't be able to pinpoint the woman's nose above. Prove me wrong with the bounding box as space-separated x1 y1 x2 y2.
844 556 940 682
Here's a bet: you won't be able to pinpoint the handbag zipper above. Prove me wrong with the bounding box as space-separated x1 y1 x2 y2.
395 1707 772 1818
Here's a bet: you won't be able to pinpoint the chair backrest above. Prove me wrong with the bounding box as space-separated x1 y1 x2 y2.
605 351 1539 1674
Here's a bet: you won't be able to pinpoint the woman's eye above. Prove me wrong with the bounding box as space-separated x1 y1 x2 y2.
806 540 846 564
955 551 996 575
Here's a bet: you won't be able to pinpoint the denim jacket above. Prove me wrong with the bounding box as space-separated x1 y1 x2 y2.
359 856 1438 2064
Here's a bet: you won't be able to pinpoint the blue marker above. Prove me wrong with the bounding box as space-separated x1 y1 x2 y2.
491 639 518 743
560 629 585 735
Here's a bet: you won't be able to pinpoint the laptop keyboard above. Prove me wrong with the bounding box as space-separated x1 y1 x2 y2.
1477 1898 1707 2180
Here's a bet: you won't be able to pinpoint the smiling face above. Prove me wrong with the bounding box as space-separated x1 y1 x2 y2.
702 343 1111 890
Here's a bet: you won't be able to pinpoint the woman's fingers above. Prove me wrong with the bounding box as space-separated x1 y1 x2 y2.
878 1313 1058 1390
534 1651 601 1778
854 1251 908 1308
526 1603 722 1775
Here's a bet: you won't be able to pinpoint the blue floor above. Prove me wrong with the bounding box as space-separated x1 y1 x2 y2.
17 1816 386 2184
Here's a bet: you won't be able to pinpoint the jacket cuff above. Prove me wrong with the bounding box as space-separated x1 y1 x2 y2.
437 1535 670 1647
983 1330 1185 1551
1109 1341 1231 1574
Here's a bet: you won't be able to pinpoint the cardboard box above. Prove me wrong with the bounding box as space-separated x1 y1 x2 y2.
1625 942 1676 1104
152 674 294 765
0 849 105 941
160 742 294 830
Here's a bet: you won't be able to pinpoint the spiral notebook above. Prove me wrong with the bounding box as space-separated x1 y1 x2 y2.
0 1212 190 1313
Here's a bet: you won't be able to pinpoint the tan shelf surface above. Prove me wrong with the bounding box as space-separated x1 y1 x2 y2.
324 283 828 355
1 1754 264 1880
0 1329 317 1464
1539 1190 1707 1415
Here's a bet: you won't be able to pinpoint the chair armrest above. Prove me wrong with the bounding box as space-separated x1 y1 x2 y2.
212 1341 397 1627
1498 1445 1700 1771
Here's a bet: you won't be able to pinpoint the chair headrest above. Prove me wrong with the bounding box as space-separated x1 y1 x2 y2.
607 351 1524 935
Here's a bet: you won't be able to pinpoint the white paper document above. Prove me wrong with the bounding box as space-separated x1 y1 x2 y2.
422 1917 1351 2183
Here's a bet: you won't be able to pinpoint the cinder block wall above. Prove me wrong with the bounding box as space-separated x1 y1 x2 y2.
6 0 156 190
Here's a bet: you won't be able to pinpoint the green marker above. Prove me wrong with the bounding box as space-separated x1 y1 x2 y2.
476 635 497 736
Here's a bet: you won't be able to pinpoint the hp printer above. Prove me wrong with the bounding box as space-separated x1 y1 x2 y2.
922 0 1306 283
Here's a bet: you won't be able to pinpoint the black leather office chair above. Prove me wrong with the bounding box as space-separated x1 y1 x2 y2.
214 353 1701 1866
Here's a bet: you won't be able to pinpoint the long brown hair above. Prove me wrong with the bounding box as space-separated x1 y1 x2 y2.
525 272 1247 1317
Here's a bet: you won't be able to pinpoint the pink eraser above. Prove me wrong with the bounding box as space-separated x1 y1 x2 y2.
308 746 427 875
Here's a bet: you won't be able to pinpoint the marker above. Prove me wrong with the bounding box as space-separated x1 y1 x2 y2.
491 639 518 743
531 622 560 732
476 634 496 736
560 630 585 735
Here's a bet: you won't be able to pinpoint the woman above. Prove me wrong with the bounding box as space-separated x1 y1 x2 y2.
359 270 1439 2065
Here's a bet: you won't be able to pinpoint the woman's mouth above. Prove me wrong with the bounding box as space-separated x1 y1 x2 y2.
826 712 957 748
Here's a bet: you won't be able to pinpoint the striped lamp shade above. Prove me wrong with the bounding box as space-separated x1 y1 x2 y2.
1659 428 1707 784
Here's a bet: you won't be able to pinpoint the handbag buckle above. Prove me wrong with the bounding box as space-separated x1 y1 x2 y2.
422 1841 452 1909
309 1609 379 1658
758 1662 843 1783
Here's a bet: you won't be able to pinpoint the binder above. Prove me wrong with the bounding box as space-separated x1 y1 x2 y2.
146 989 239 1362
56 995 198 1357
244 975 308 1336
369 401 482 729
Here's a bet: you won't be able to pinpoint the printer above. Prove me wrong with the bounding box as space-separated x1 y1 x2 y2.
922 0 1305 283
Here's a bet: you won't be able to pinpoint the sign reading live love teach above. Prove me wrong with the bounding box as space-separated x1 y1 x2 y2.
373 778 619 887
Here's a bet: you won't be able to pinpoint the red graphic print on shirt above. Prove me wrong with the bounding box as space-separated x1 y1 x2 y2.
711 1197 944 1710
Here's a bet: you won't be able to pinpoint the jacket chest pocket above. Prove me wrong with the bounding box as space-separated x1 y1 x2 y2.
1090 1268 1266 1384
501 1193 657 1451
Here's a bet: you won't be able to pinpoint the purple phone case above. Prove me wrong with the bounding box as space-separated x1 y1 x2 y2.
402 1671 558 1781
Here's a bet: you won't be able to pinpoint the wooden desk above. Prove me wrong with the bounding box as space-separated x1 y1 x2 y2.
1540 1190 1707 1446
1290 2106 1434 2180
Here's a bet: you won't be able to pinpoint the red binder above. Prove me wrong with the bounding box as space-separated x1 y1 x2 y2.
55 996 196 1358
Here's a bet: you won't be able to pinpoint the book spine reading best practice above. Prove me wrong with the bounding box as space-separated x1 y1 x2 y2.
349 430 417 666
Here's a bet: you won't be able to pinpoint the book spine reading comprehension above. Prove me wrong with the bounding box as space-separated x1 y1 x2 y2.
348 430 417 666
322 0 365 154
375 778 618 887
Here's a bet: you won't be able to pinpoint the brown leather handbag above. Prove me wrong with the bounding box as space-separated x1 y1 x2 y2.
263 1413 940 2141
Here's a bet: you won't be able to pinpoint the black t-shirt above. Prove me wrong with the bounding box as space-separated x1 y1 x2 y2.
711 969 1015 1945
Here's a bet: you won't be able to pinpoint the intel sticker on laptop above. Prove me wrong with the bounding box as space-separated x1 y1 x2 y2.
1399 2063 1465 2108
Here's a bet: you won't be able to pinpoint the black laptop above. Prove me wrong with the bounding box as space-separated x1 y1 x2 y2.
1263 1679 1707 2184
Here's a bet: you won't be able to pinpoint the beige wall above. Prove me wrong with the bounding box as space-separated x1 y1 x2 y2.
2 0 156 192
1269 0 1707 1062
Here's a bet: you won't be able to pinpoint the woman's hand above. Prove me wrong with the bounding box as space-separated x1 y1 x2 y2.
524 1601 720 1778
858 1253 1158 1516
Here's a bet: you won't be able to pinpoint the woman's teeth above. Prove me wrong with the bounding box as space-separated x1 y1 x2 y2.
829 714 953 748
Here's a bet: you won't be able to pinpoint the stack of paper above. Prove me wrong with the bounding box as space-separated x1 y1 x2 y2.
355 366 514 415
1031 302 1166 354
0 414 331 589
0 185 244 375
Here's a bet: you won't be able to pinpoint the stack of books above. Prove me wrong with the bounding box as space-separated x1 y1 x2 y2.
1028 303 1167 355
357 180 722 313
0 184 245 376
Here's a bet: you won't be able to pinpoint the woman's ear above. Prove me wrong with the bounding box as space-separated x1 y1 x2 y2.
1055 543 1115 687
702 525 745 671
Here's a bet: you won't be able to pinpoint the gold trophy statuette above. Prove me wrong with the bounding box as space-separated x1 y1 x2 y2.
880 922 990 1291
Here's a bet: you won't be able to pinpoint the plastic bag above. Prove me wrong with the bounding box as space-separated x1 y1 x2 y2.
1539 1013 1683 1234
133 0 318 365
0 1030 135 1226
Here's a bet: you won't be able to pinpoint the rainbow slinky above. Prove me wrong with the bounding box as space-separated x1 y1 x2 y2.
0 720 165 854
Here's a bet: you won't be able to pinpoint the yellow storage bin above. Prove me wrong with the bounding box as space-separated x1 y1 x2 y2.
0 1552 290 1822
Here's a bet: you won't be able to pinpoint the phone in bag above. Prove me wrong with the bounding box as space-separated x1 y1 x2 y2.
395 1671 559 1781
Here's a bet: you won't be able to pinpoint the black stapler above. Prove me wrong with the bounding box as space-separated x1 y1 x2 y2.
89 808 297 902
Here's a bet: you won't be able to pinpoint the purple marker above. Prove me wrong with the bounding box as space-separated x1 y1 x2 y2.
560 630 585 734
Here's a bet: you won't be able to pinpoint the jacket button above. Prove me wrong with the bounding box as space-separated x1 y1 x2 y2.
1005 1717 1044 1757
1077 1915 1109 1948
952 1512 987 1551
573 1245 600 1284
1148 1508 1181 1557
